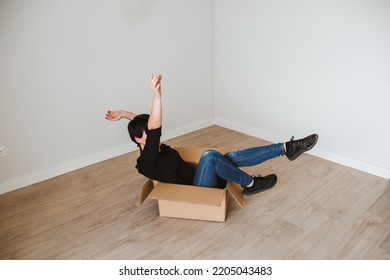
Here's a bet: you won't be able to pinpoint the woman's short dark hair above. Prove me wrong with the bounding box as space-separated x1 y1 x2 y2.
128 114 149 147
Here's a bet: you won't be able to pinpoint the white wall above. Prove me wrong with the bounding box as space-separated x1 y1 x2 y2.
215 0 390 178
0 0 215 193
1 0 389 195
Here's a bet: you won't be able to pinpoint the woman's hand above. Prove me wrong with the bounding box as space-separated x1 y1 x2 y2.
105 110 123 121
150 73 162 96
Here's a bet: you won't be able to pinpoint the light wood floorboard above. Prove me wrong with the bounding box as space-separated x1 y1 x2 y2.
0 125 389 259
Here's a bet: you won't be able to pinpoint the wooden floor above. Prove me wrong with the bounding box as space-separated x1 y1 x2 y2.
0 125 389 260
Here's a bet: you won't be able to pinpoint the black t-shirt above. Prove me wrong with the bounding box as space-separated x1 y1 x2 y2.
135 127 196 185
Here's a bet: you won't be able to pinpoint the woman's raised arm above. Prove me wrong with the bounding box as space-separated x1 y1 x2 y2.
105 110 137 121
147 73 162 130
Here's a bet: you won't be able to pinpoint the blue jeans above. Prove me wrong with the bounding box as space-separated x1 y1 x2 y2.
192 143 285 188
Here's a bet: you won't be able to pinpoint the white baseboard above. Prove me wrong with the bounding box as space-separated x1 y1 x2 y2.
1 117 387 195
215 118 390 180
0 119 215 195
0 143 135 195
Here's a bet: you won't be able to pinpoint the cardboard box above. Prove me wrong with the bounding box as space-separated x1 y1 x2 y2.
140 147 244 222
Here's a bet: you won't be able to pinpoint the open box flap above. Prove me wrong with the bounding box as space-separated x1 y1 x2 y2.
148 182 226 206
175 147 229 163
226 182 244 208
140 180 154 205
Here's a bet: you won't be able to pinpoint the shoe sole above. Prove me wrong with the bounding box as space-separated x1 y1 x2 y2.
288 134 318 161
243 176 278 196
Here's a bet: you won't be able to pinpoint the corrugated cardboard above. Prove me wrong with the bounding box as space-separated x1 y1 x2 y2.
140 147 244 222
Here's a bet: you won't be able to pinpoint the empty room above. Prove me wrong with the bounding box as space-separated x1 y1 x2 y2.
0 0 389 271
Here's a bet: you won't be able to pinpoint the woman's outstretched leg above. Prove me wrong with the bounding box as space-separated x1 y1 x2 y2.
192 134 318 195
225 143 285 167
193 150 253 188
225 133 319 167
193 150 277 195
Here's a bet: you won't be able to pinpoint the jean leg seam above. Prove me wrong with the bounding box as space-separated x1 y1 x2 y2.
195 156 217 186
229 144 284 166
217 156 252 185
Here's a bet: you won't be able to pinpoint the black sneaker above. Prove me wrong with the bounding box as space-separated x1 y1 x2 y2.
285 134 318 161
243 174 278 196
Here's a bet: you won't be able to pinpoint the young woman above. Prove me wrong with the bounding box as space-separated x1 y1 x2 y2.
106 74 318 195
